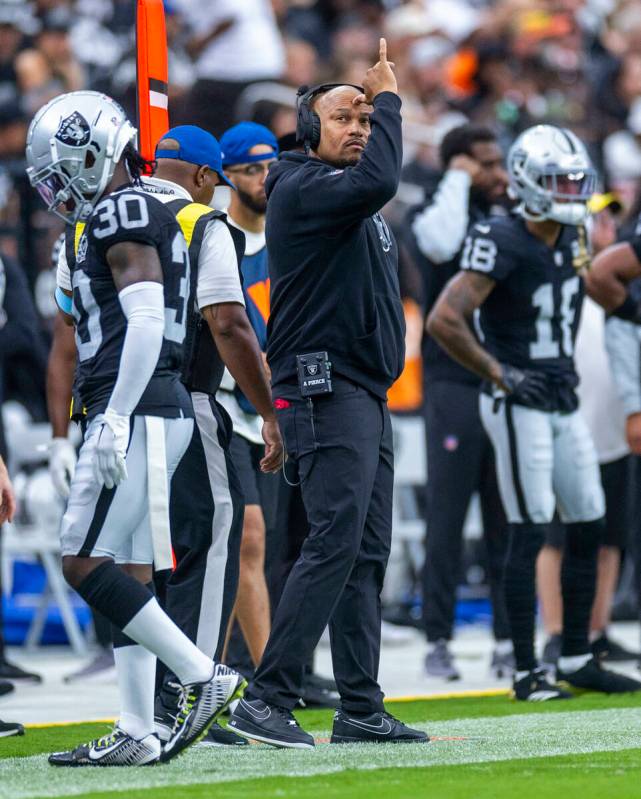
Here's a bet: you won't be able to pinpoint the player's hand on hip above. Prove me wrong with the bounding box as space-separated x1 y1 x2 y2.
357 37 397 104
93 410 130 489
497 363 548 407
260 417 284 474
48 437 77 499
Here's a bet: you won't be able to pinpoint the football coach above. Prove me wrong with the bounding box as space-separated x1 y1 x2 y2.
229 38 428 748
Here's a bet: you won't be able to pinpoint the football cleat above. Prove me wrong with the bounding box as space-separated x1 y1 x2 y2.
331 710 429 744
424 640 460 681
199 722 249 747
512 668 572 701
0 720 24 738
558 657 641 694
48 727 160 766
160 664 246 762
490 647 516 679
228 697 315 749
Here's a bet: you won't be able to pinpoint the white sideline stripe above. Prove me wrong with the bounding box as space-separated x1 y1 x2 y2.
2 707 641 798
149 90 168 109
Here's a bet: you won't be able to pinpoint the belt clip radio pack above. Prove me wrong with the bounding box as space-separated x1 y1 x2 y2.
296 351 333 397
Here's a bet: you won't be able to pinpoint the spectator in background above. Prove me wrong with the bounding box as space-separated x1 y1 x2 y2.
406 123 513 681
178 0 285 136
0 451 19 718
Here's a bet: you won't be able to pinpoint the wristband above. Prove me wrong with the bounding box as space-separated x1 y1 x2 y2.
55 287 73 315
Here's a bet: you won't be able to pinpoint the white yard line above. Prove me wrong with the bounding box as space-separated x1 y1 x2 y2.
1 707 641 799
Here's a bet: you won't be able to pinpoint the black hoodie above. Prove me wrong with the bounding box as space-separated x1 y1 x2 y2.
265 91 405 400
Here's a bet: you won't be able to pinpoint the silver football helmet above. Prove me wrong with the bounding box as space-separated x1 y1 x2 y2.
507 125 596 226
25 90 137 224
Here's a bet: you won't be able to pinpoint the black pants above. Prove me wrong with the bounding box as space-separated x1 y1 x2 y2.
249 378 393 714
423 379 510 642
160 395 244 675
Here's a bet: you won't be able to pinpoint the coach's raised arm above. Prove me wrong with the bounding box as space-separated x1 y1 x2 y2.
228 40 427 749
265 37 405 399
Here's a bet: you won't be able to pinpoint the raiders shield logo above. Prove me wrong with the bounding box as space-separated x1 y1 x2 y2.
55 112 91 147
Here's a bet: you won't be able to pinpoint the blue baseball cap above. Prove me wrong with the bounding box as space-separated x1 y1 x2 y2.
220 122 279 168
155 125 234 188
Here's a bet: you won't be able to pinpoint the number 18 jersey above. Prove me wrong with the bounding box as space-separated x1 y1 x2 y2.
461 213 587 382
67 186 192 418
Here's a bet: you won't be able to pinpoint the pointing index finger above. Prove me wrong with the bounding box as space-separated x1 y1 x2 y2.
379 37 388 62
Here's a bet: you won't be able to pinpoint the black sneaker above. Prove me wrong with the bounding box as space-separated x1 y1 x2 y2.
558 657 641 694
0 659 42 684
591 634 639 662
154 680 180 744
331 710 428 744
512 668 573 701
228 697 315 749
199 721 249 747
0 720 24 738
541 634 562 671
48 727 160 766
160 665 246 763
0 680 14 698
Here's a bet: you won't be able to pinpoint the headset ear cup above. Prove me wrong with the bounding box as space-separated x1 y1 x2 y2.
310 111 321 150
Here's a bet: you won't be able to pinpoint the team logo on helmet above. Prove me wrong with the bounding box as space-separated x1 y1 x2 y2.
55 112 91 147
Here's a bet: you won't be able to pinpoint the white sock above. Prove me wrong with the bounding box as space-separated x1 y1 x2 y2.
114 645 157 741
122 597 213 685
558 653 592 673
494 639 513 656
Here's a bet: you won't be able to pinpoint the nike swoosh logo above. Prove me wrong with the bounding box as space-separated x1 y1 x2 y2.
475 224 490 234
528 690 561 702
344 717 393 735
240 699 271 721
88 741 123 759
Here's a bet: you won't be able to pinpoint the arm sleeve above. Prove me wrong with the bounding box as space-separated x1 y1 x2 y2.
56 243 72 291
106 281 165 417
197 221 245 310
604 316 641 417
296 92 403 224
410 170 472 263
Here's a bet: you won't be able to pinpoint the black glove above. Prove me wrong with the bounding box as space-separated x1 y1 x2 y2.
493 363 548 411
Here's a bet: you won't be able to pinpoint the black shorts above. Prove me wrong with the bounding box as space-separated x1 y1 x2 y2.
229 432 265 507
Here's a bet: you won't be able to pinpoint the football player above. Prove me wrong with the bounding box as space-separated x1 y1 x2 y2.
26 91 245 765
428 124 641 700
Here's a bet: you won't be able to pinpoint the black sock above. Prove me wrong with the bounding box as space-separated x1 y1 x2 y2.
77 561 153 633
561 519 603 658
503 522 546 672
111 582 155 649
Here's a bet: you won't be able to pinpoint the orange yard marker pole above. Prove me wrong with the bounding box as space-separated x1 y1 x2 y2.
136 0 169 171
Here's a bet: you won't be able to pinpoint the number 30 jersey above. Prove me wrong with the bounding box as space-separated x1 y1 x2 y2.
461 213 587 385
67 187 192 418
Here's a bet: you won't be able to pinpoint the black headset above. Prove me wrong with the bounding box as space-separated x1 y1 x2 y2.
296 83 364 153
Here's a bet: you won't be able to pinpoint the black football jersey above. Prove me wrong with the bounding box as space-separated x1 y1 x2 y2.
460 213 588 380
69 187 192 418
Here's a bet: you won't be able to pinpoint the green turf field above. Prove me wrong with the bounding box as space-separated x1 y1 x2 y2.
2 693 641 799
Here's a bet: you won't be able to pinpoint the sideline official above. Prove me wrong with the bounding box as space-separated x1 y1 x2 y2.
230 39 428 749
